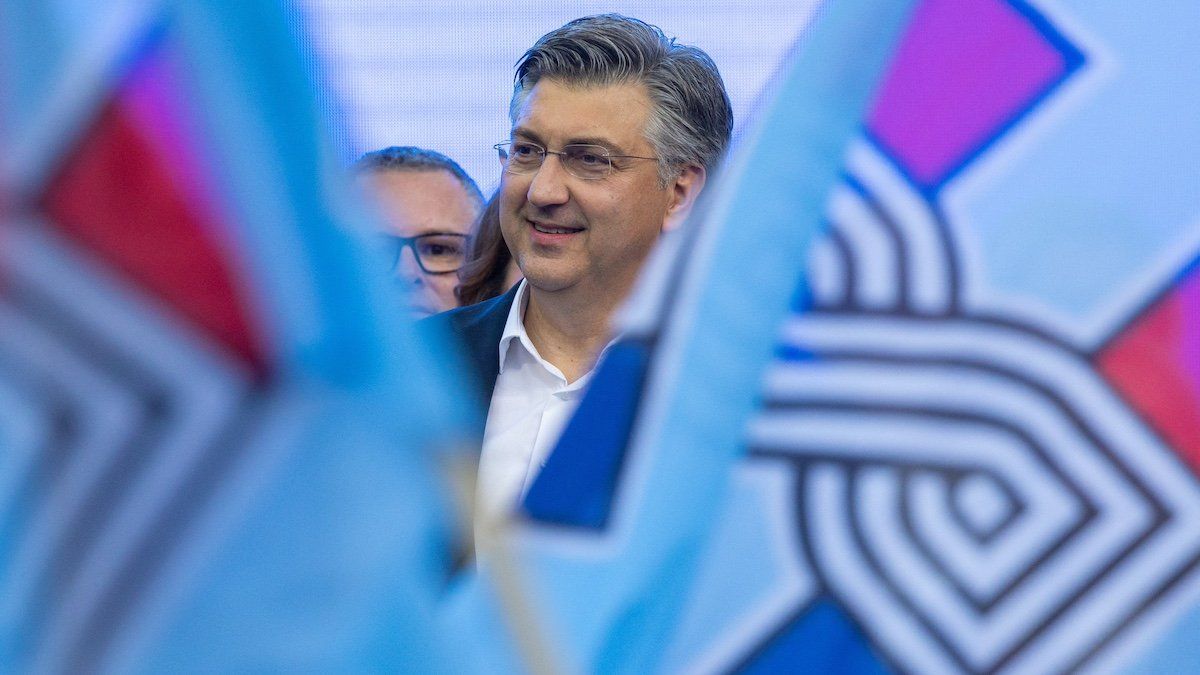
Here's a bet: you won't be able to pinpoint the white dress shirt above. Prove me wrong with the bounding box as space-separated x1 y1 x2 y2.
476 280 603 525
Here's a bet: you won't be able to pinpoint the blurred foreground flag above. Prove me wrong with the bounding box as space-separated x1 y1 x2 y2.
490 0 1200 673
0 0 474 672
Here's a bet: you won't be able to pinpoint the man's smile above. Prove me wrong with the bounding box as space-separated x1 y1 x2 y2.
528 218 585 240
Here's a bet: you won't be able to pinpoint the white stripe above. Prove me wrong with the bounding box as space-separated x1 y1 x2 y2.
845 139 954 314
826 184 900 309
806 235 848 308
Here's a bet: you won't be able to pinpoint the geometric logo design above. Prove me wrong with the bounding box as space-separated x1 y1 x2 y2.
750 306 1200 672
737 1 1200 671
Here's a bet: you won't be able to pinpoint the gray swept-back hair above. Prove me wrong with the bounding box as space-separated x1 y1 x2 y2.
354 145 484 207
510 14 733 185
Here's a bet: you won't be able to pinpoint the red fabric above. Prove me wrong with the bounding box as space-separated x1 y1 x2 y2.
40 98 267 373
1098 277 1200 475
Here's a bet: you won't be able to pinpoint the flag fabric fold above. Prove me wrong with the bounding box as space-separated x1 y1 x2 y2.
1 0 476 672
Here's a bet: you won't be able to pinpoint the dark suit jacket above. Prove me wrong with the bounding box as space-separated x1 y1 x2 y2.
418 283 520 421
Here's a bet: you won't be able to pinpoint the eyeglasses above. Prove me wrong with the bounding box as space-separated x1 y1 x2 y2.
387 233 468 274
494 140 657 180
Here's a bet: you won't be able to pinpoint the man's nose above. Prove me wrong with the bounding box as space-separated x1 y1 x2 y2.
527 154 570 207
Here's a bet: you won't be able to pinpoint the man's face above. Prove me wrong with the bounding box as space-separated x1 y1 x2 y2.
362 169 478 317
498 79 681 304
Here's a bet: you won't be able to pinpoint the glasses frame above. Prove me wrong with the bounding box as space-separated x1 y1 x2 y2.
389 232 468 275
494 141 658 180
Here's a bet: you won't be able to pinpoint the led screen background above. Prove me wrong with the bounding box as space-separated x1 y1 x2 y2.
289 1 825 192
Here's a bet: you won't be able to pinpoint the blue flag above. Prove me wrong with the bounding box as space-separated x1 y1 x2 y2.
0 0 476 671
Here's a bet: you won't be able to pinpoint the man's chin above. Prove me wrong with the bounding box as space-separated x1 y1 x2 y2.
517 260 583 293
522 274 581 296
408 305 437 319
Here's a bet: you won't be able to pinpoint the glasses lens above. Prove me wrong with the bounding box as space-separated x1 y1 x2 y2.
504 141 544 174
414 234 466 273
562 144 611 179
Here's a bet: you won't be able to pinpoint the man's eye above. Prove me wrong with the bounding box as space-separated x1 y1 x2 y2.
511 143 541 159
419 242 463 257
575 151 603 166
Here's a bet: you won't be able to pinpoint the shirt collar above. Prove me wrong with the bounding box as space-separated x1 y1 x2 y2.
495 279 623 383
496 279 534 375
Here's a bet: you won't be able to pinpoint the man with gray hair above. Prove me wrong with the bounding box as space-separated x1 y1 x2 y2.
425 14 732 524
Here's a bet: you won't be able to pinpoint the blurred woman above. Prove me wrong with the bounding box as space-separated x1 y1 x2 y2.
455 194 521 306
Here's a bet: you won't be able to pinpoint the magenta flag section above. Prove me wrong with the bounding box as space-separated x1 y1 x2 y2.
867 0 1081 191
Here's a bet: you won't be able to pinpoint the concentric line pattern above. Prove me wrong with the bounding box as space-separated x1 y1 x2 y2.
743 122 1200 672
0 220 279 673
808 140 962 316
749 310 1200 673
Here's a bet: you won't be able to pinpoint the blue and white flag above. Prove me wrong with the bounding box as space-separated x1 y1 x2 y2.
476 0 1200 672
0 0 476 672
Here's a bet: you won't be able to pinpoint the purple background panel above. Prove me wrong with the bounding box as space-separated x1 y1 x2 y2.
867 0 1071 189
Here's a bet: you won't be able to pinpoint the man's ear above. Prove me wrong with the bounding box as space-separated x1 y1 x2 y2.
662 164 706 232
